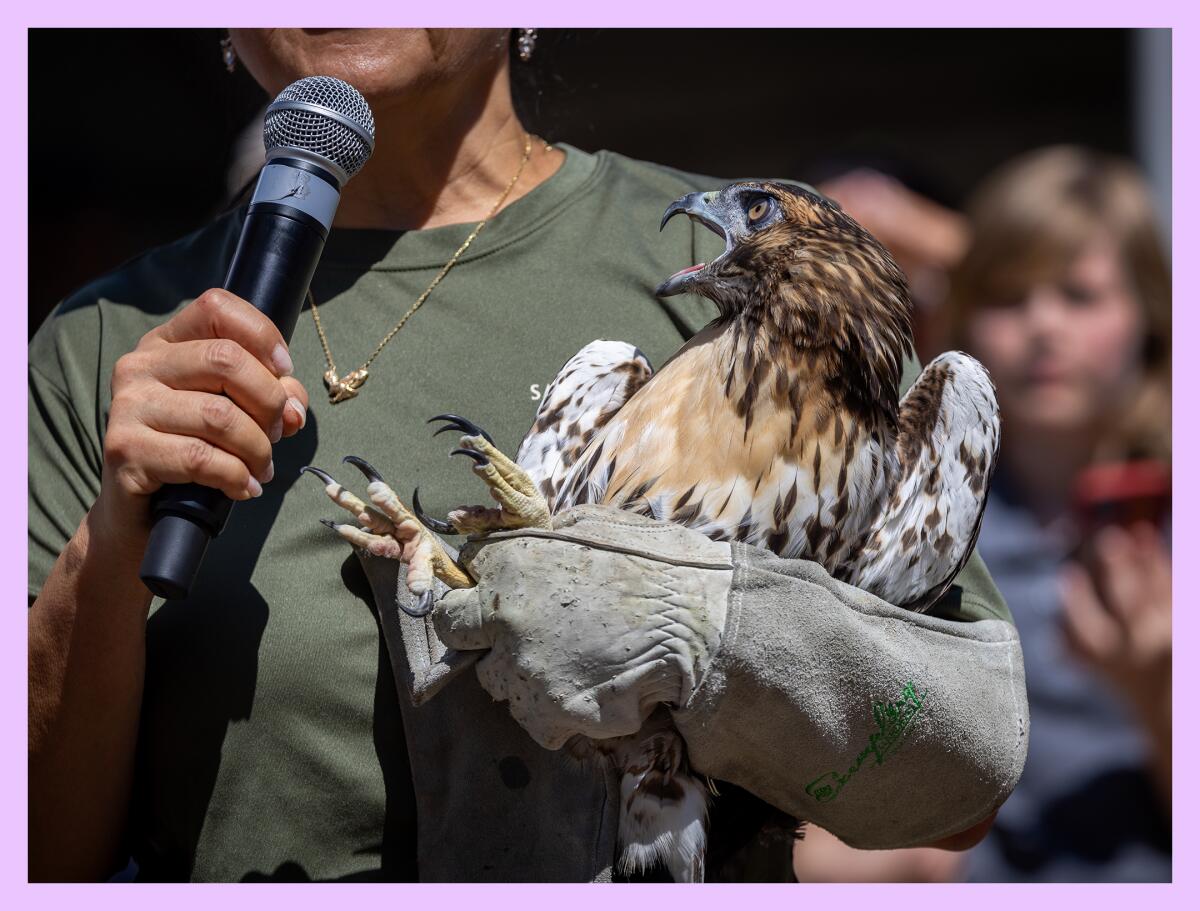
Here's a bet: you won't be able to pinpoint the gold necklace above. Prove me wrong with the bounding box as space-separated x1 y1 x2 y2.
311 133 534 404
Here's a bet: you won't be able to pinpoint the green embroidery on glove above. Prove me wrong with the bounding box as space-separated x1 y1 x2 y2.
804 681 926 803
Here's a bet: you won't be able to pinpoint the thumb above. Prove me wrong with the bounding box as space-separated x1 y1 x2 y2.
432 586 495 651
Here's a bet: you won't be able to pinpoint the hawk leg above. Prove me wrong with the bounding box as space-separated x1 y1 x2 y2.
302 458 472 617
425 413 552 535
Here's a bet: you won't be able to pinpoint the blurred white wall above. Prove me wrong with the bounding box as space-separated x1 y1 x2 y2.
1134 28 1172 243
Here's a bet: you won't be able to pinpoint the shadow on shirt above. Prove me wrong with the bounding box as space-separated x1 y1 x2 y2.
129 421 418 881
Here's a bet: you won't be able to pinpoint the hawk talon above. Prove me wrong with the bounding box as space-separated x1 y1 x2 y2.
342 454 384 483
427 412 552 534
309 468 473 590
450 447 490 467
412 486 456 534
427 413 495 446
299 465 338 487
400 589 437 619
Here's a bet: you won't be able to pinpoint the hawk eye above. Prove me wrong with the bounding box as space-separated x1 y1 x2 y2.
747 197 773 223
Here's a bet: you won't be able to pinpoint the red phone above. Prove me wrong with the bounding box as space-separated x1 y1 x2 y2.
1071 460 1171 537
1070 460 1170 583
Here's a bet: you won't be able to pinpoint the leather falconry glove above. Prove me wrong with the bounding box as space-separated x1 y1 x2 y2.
425 503 1028 852
432 505 731 749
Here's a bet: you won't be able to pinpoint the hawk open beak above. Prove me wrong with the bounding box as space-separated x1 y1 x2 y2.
655 190 736 298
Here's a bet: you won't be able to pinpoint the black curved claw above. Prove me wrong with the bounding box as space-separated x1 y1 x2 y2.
400 589 437 619
318 518 343 532
300 465 338 487
450 447 490 467
411 486 455 534
342 455 384 483
427 413 495 446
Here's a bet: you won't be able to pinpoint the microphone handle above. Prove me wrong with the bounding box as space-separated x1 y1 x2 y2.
139 200 329 601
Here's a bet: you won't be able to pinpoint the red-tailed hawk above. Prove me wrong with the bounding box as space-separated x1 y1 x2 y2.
306 181 999 881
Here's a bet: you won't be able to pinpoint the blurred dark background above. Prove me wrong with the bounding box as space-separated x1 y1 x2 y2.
28 28 1169 336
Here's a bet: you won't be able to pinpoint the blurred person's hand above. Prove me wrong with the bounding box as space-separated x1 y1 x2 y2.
1060 522 1171 805
95 288 309 552
792 822 965 882
817 168 969 274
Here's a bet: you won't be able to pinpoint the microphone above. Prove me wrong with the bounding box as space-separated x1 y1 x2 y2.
139 76 376 600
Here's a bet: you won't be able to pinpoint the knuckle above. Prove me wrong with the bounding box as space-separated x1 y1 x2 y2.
111 352 142 388
103 427 132 466
194 288 227 315
134 325 158 348
182 437 214 475
199 396 239 434
112 464 151 498
205 338 243 374
246 310 273 345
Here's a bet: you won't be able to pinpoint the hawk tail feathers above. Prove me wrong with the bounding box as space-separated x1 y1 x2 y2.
617 767 709 883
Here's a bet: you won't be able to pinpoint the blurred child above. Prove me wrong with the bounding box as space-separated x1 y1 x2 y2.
952 146 1170 882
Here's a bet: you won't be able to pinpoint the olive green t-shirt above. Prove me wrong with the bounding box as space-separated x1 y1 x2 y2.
28 144 1008 881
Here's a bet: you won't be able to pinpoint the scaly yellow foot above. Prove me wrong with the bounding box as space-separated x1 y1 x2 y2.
302 458 472 617
426 414 552 534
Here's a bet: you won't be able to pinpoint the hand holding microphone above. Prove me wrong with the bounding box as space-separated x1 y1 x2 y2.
96 288 308 537
121 76 375 599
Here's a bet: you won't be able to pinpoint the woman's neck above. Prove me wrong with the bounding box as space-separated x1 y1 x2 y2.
333 60 562 231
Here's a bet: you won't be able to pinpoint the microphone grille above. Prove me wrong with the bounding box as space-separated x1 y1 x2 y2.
263 76 376 184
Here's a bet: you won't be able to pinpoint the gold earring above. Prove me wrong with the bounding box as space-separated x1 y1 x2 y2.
220 35 237 74
516 28 537 63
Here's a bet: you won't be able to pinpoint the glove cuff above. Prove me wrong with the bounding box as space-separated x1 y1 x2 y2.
673 543 1029 849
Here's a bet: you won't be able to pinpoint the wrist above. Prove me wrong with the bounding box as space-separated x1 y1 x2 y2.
73 488 155 613
89 481 151 555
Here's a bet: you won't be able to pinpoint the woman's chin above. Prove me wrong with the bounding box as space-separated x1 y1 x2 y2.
234 28 505 105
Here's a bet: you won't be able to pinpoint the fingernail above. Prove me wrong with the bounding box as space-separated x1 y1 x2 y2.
269 415 283 444
287 396 307 429
272 344 294 377
246 477 263 498
262 460 275 484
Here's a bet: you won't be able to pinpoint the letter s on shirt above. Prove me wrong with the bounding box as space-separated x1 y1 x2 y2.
530 384 542 401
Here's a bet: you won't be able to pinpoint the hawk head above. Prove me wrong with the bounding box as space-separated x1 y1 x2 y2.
657 180 915 413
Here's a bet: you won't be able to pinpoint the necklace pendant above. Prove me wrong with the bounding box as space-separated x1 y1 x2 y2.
308 135 533 406
324 367 369 404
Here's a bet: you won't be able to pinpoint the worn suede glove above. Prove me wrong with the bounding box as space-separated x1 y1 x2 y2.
433 505 733 749
424 503 1029 851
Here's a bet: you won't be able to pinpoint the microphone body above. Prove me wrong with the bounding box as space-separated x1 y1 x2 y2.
139 78 375 600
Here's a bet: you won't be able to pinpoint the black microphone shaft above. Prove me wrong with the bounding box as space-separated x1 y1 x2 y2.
227 207 325 339
139 196 329 600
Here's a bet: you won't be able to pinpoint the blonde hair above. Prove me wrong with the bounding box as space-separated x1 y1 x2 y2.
947 145 1171 462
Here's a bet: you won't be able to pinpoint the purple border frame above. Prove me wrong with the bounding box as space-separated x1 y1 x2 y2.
6 2 1193 906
